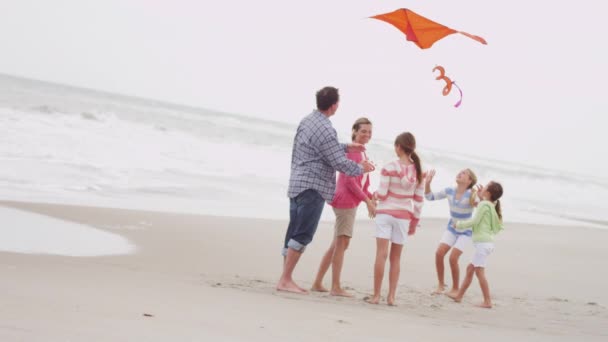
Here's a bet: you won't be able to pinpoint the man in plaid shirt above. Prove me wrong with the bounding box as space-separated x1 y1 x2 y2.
277 86 375 294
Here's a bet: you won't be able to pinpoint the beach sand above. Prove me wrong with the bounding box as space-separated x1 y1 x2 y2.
1 200 606 341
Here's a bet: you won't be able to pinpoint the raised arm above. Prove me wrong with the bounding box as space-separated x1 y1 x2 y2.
425 187 448 201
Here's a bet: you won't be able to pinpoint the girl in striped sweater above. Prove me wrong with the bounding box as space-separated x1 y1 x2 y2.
366 132 425 306
425 168 478 297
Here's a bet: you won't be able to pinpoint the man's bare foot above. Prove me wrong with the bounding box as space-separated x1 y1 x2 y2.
311 284 329 292
364 295 380 304
330 288 354 297
475 302 492 309
387 296 397 306
447 292 462 303
276 280 309 294
446 289 459 298
431 285 446 295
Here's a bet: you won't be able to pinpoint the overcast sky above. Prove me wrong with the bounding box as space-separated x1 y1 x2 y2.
1 0 606 176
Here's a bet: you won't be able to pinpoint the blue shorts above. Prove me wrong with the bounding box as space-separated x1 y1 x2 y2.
282 189 325 256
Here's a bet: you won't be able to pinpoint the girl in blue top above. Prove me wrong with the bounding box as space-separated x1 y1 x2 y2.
425 168 478 297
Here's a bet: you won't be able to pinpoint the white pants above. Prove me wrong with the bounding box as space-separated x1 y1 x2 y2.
471 242 495 267
439 230 472 251
374 214 409 245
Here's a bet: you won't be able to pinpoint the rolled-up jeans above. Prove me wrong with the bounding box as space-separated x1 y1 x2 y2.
282 189 325 256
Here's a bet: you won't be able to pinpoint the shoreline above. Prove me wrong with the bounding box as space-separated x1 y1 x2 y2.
2 198 606 231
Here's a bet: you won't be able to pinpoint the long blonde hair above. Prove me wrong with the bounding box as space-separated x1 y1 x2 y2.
466 168 478 207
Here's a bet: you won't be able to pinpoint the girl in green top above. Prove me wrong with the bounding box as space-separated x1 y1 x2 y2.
448 181 503 308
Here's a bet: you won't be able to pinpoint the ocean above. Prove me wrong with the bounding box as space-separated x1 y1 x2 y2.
1 73 606 229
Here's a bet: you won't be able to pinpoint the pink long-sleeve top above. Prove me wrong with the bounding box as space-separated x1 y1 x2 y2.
330 151 373 209
374 160 425 226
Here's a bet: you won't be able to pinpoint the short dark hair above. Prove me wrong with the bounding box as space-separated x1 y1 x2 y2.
316 87 339 111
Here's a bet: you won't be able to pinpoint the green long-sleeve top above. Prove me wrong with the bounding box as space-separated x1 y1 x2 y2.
455 200 503 243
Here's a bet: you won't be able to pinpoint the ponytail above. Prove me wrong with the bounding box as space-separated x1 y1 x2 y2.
394 132 421 184
486 181 504 221
469 188 478 207
495 199 502 221
411 151 422 185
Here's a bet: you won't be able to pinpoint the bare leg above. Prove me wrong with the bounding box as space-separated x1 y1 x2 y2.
276 248 308 294
387 243 403 306
475 267 492 308
433 243 450 294
366 238 389 304
449 263 474 302
330 236 352 297
311 239 336 292
446 248 463 297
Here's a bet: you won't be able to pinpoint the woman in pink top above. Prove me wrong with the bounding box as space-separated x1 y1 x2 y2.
366 132 425 306
311 117 376 297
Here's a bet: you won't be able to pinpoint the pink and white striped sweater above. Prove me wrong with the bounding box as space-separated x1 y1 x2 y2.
374 160 425 226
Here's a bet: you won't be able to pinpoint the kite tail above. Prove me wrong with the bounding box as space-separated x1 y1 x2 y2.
453 82 463 108
458 31 487 45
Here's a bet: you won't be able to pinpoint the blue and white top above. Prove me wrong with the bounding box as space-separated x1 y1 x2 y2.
425 187 474 236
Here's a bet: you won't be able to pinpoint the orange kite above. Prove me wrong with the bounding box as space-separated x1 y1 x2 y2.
370 8 487 49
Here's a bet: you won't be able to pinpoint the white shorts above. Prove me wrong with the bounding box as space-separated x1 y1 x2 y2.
374 214 409 245
471 242 495 267
439 230 473 251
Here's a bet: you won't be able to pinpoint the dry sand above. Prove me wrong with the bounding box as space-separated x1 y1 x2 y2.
1 200 606 341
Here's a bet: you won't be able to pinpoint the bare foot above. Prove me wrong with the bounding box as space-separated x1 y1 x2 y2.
475 302 492 309
330 288 354 297
387 296 397 306
447 292 462 303
431 285 446 295
276 280 309 294
446 289 459 298
311 284 329 292
364 295 380 304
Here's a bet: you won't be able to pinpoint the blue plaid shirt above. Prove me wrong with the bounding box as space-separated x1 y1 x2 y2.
287 110 363 202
